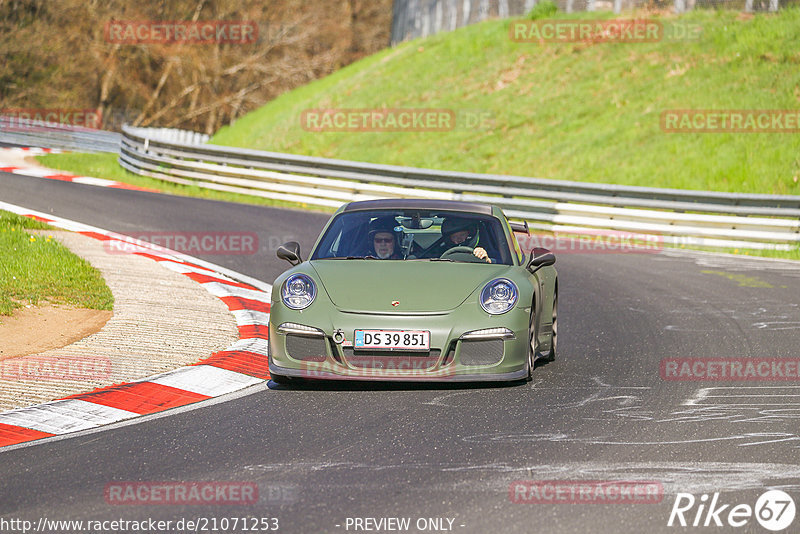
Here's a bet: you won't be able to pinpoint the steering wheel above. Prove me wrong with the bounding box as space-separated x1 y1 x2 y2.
440 246 486 263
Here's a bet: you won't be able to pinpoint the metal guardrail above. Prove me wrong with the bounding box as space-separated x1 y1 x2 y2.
123 126 209 146
5 118 794 252
0 118 209 154
118 125 800 251
0 117 121 153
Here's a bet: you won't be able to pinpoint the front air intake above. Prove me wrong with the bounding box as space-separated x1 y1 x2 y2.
286 334 327 361
458 339 504 366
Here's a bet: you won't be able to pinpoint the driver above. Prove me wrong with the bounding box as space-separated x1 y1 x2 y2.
436 217 492 263
367 217 402 259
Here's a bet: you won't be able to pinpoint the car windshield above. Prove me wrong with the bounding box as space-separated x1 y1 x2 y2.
310 209 513 265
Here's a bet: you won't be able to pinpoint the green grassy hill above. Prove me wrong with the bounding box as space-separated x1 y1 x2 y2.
210 8 800 195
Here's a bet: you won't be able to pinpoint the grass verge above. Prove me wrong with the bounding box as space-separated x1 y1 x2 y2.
0 210 114 317
710 245 800 261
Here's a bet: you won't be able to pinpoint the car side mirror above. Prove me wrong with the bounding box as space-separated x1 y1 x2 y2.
277 241 302 266
527 247 555 273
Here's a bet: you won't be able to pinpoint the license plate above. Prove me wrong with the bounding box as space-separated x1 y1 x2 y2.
354 330 430 351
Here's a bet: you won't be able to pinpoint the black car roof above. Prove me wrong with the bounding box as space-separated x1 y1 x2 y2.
342 198 494 215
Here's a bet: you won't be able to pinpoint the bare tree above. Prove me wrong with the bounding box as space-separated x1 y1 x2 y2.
0 0 392 132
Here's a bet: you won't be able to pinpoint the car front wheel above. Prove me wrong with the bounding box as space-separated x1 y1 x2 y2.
543 290 558 362
527 305 538 379
269 373 291 385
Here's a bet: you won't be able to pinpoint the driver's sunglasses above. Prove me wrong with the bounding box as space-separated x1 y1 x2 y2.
373 237 394 244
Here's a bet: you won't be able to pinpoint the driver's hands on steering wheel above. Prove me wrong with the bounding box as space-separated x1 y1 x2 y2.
473 247 491 263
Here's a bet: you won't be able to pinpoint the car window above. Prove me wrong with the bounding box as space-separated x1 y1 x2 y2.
311 209 513 264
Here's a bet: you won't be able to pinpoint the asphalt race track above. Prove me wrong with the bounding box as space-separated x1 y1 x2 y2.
2 170 800 533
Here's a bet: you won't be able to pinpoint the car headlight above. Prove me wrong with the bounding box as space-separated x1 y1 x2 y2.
480 278 518 315
281 274 317 310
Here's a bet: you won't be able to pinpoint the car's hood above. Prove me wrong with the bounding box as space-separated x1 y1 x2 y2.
310 260 512 313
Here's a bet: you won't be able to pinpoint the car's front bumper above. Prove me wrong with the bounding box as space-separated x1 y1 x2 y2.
268 360 528 382
268 304 531 382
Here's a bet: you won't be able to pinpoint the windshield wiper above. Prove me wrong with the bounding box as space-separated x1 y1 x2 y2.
428 258 454 262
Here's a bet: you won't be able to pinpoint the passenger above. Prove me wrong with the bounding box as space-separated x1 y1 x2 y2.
368 217 402 259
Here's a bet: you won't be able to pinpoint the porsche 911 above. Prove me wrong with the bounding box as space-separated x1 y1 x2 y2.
268 199 557 382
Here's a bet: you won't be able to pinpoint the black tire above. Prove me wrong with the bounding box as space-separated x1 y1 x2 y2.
269 373 292 385
543 290 558 363
527 304 537 379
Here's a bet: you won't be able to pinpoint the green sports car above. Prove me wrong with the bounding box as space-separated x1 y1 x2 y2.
268 199 557 383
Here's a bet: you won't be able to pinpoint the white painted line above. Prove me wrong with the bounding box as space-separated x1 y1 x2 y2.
13 168 57 177
50 220 96 233
71 176 116 186
231 309 270 326
150 257 217 272
150 365 262 397
203 281 272 303
0 400 138 434
102 240 204 265
2 147 62 155
227 338 269 355
102 240 160 255
160 261 236 280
